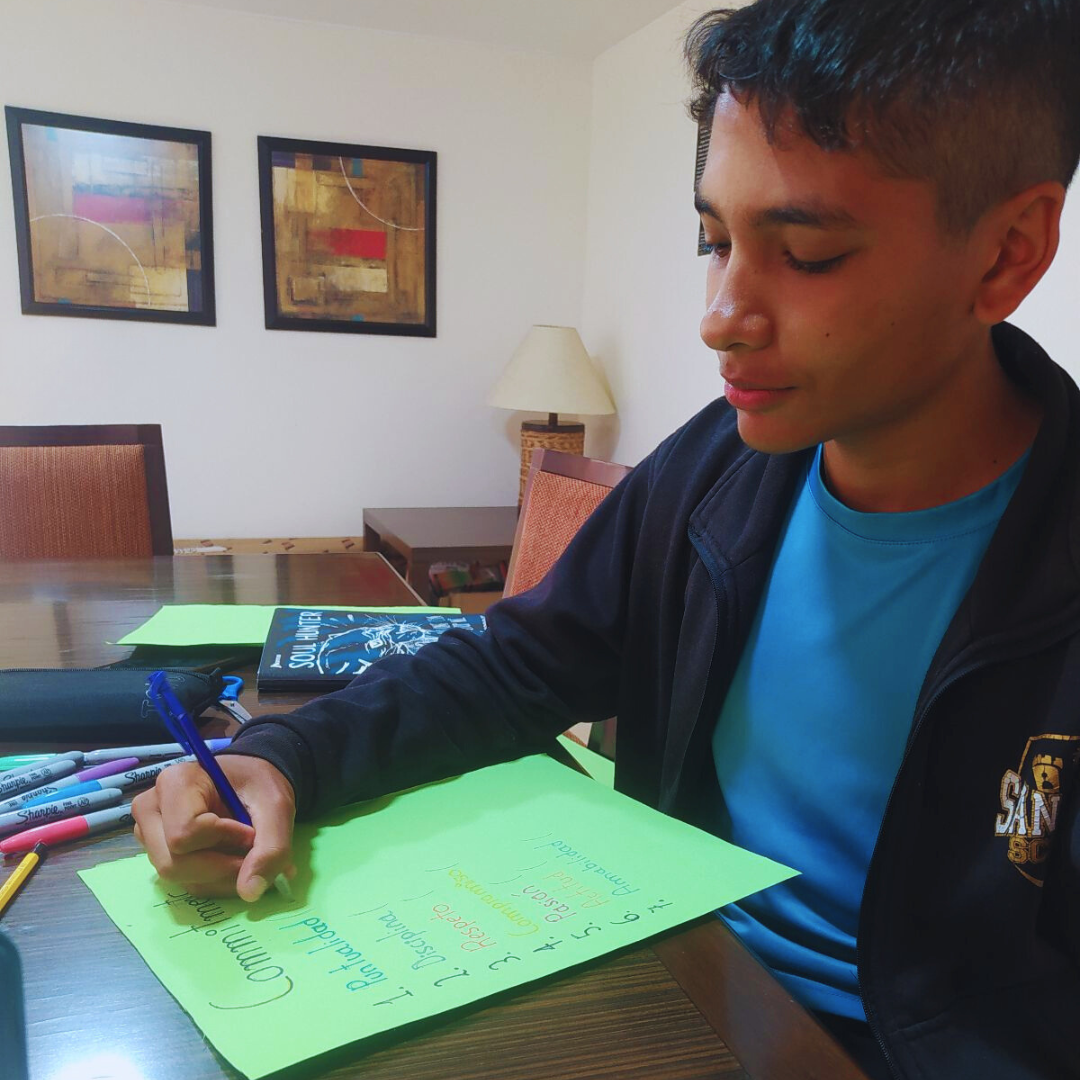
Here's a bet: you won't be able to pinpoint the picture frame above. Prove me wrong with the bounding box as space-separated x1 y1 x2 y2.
4 106 215 325
258 135 436 337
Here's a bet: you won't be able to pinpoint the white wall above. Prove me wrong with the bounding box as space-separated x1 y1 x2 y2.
4 1 1076 537
1011 198 1080 370
0 0 592 536
581 1 718 468
582 1 1080 470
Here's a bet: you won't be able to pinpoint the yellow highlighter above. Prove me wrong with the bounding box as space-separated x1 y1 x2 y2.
0 842 47 918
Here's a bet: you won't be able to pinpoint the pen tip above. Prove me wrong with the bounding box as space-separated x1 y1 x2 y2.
32 842 48 860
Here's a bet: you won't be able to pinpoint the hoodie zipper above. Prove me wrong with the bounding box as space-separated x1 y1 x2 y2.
856 655 983 1077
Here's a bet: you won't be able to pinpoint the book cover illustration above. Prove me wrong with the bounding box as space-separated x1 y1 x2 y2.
257 608 487 690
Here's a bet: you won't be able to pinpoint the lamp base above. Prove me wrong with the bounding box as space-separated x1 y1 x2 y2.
518 421 585 504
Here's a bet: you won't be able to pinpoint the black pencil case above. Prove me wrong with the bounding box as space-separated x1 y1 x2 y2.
0 667 225 743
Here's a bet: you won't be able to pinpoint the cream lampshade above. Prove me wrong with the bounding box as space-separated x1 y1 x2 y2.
487 325 616 504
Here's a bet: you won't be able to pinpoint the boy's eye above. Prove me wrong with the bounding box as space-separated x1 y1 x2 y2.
704 240 731 258
784 251 849 275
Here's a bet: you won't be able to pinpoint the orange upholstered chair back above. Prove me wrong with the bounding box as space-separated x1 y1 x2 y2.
0 425 173 559
504 449 632 598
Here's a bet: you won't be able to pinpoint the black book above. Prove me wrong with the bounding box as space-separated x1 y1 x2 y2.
256 608 488 691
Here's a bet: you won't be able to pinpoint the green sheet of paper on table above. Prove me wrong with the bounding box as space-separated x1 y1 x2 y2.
114 604 453 647
80 754 796 1079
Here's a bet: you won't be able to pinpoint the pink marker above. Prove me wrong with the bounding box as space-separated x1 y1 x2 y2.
0 802 135 855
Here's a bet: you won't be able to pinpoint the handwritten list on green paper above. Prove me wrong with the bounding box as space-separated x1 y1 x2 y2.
79 754 795 1079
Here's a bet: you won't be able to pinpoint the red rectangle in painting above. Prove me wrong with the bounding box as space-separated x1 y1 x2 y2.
309 228 387 260
72 192 154 224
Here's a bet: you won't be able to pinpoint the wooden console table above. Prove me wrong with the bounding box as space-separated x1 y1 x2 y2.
362 506 518 603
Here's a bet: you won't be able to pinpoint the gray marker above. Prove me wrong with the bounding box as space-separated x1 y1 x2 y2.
0 751 85 780
0 788 123 837
0 765 120 813
0 755 193 813
95 756 196 791
0 801 136 855
0 759 78 799
83 739 230 764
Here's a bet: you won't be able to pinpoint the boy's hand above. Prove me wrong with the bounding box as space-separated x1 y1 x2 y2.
132 754 296 902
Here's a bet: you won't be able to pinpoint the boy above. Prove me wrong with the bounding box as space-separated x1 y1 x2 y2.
134 2 1080 1076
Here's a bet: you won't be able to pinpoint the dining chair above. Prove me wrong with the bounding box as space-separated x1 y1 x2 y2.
0 424 173 558
503 448 632 758
503 449 632 598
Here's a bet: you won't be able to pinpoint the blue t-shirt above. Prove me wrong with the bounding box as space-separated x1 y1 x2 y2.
712 446 1028 1019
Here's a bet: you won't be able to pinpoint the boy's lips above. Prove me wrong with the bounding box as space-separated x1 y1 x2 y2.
723 376 794 410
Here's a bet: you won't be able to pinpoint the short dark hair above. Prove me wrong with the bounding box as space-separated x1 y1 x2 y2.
686 0 1080 234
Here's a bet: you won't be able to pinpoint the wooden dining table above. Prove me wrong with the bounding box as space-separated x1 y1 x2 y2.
0 555 868 1080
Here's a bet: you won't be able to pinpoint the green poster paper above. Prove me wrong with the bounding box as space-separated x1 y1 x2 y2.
114 604 454 647
80 755 795 1079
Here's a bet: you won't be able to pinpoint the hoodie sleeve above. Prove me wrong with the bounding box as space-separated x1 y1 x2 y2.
221 455 656 819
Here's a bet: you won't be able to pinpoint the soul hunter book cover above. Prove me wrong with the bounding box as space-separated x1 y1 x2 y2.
257 608 488 691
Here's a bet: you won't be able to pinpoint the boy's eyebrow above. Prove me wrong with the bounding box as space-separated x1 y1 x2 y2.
694 191 860 230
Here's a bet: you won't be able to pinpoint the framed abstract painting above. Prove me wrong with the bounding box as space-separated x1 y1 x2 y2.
258 135 436 337
4 106 215 325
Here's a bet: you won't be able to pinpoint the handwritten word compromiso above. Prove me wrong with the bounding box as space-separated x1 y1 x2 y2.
540 841 640 896
446 869 541 936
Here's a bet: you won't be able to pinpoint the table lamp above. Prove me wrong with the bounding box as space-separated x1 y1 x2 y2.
487 325 616 504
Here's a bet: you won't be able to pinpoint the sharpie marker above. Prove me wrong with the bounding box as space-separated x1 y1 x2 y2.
21 756 195 807
0 802 135 855
74 757 141 781
83 739 231 765
0 759 78 800
0 754 51 773
0 751 85 779
0 757 142 814
0 788 123 837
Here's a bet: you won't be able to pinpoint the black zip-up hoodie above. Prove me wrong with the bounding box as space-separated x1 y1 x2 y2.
230 322 1080 1079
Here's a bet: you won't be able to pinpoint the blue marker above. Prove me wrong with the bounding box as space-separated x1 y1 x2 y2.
20 757 194 807
0 758 139 814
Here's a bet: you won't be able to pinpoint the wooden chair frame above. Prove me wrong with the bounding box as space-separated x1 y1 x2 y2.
504 447 631 759
505 448 632 597
0 424 173 556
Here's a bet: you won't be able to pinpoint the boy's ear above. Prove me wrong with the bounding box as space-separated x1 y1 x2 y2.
973 181 1065 325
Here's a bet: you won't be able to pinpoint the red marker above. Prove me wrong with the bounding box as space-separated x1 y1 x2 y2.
0 803 134 856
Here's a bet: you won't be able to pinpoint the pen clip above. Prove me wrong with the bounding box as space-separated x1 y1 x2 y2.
145 672 195 755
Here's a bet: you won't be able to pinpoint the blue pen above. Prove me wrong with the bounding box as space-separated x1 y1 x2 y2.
145 672 291 900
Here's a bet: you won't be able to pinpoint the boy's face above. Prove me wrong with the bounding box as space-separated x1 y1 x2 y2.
697 93 991 456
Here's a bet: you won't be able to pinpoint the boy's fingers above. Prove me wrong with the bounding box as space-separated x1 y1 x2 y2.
133 797 248 891
153 762 255 854
132 754 298 902
237 790 296 902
